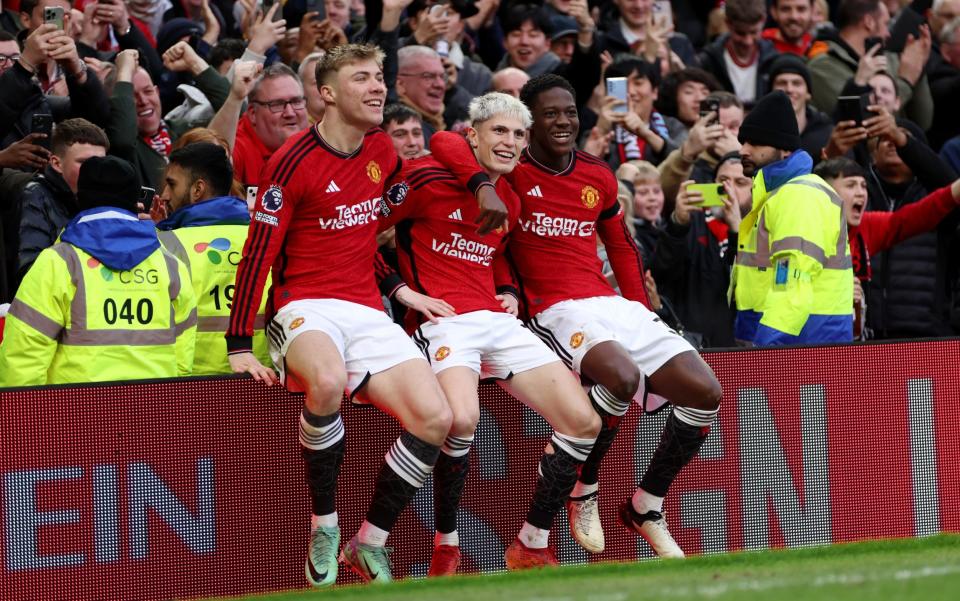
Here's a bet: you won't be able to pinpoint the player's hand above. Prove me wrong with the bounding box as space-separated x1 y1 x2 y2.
395 285 456 323
228 352 278 385
496 293 519 316
475 185 508 235
853 277 864 308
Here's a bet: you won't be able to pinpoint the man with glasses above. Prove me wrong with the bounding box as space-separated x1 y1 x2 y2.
0 30 19 74
396 45 450 146
234 63 309 190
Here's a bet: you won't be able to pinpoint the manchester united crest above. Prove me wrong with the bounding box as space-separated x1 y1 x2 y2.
570 332 584 348
435 346 451 361
580 185 599 209
289 317 305 330
366 160 382 183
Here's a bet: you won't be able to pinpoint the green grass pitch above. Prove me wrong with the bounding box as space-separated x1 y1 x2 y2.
218 535 960 601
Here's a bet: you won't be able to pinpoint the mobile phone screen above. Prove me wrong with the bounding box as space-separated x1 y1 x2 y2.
606 77 628 114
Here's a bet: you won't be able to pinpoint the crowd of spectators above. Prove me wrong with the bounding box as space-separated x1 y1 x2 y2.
2 0 960 366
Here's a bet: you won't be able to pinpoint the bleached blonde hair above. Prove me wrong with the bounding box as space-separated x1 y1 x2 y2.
468 92 532 129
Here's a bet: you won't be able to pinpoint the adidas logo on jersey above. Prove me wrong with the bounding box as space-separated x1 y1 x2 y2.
448 209 463 221
326 180 341 193
527 185 543 197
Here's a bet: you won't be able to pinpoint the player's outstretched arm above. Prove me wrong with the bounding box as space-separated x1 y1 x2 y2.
228 351 278 386
394 284 456 323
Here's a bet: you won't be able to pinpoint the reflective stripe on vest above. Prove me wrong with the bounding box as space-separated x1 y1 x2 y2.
736 177 853 271
197 314 265 332
40 243 195 346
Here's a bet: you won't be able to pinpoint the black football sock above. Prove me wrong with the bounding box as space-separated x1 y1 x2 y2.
299 408 346 517
639 406 716 498
365 430 440 532
525 432 596 530
578 385 630 487
434 435 473 536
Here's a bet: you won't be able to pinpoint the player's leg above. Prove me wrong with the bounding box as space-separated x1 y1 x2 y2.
529 308 638 554
283 331 349 587
499 361 600 569
339 356 453 583
428 366 480 577
571 340 642 552
619 350 721 557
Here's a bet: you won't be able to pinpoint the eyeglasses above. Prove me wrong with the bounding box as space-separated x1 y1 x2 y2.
398 71 448 83
0 53 20 65
251 97 307 113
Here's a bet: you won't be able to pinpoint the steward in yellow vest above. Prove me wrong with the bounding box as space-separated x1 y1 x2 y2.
0 156 197 386
155 142 270 374
732 91 853 345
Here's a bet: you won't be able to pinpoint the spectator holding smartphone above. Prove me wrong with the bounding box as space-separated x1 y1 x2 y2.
652 153 752 347
16 118 108 285
0 18 110 148
808 0 933 130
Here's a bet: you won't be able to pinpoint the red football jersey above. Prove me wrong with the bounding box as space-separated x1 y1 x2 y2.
380 155 520 327
227 126 401 351
430 132 650 317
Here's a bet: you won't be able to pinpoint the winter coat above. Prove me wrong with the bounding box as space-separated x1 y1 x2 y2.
16 166 80 286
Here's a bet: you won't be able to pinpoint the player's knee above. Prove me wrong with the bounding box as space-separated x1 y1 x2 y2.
302 371 347 412
571 405 602 439
449 405 480 438
418 403 454 446
687 374 722 411
606 364 642 402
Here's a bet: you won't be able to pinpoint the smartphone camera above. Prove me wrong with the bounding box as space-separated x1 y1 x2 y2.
700 98 720 119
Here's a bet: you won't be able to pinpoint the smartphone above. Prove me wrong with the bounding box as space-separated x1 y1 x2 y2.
686 183 727 207
837 95 870 126
261 0 283 22
652 1 673 31
139 187 156 212
606 77 628 114
863 36 884 54
31 114 53 149
700 98 720 119
306 0 326 21
43 6 65 31
886 7 924 54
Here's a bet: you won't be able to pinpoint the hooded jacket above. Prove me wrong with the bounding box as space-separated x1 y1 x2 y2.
157 196 271 374
732 151 853 345
0 207 197 386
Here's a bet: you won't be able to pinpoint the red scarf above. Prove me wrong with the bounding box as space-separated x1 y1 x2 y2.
143 123 172 158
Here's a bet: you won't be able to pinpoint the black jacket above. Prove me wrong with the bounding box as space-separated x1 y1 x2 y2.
16 166 79 285
0 62 111 150
697 35 779 105
800 105 834 164
864 136 959 338
928 57 960 151
0 168 32 303
651 213 738 348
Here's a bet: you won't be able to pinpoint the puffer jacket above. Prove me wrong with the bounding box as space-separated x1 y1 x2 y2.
864 136 959 338
16 166 80 286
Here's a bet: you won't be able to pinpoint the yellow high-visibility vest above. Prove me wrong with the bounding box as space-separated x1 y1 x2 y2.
0 243 197 386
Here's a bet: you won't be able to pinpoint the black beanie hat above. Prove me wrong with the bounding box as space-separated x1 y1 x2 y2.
77 156 142 214
767 53 813 94
738 90 801 151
